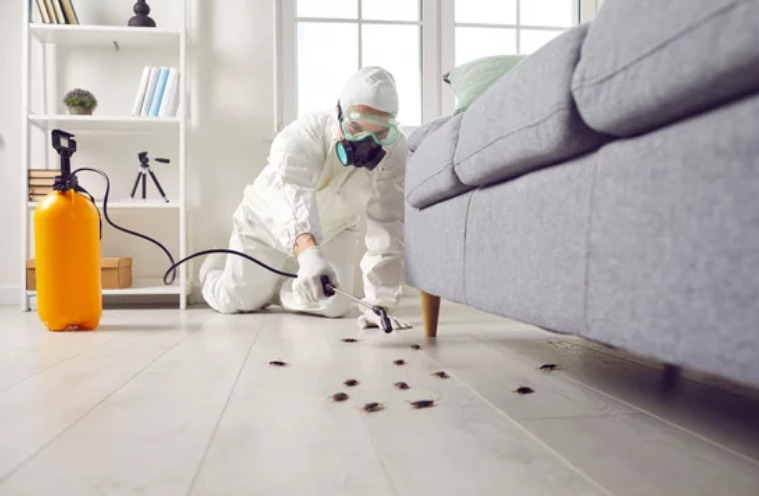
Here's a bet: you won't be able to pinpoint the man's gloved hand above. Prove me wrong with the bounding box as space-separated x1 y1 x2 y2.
293 246 337 303
357 307 412 331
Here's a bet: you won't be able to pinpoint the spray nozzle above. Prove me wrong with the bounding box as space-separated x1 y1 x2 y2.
52 130 76 156
52 129 78 192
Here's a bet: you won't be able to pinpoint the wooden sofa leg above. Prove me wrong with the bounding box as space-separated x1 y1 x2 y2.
421 291 441 338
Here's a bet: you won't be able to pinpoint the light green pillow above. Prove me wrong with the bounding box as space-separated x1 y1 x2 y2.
443 55 525 114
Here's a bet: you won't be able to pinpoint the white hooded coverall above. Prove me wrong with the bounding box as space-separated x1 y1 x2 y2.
202 68 407 317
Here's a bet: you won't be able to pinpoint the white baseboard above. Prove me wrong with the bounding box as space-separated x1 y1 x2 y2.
0 286 19 306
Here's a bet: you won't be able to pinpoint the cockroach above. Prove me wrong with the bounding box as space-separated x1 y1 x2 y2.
393 359 406 366
513 386 535 395
341 338 360 343
331 392 349 402
432 371 450 379
538 364 560 371
343 378 360 387
268 360 288 367
409 344 421 350
409 399 437 409
394 381 410 390
362 402 384 413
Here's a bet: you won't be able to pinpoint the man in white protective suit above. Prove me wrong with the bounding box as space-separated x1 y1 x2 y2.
200 66 410 331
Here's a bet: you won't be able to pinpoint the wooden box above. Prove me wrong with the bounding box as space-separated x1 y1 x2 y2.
25 260 36 291
26 258 133 290
101 258 133 289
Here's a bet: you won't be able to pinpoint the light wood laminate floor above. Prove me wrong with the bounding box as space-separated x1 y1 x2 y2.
0 299 757 496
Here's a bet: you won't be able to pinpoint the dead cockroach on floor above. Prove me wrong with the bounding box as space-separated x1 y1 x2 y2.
331 392 350 402
341 338 360 343
538 364 560 371
409 344 421 350
394 381 410 390
393 359 406 366
409 399 438 409
513 386 535 395
268 360 288 367
432 371 450 379
343 378 360 387
361 402 384 413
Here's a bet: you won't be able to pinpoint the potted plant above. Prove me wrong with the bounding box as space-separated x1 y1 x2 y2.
63 89 98 115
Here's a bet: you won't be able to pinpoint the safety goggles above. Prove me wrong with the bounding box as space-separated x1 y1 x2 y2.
339 105 400 146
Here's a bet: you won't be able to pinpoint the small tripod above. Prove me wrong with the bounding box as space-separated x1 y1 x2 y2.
129 152 170 202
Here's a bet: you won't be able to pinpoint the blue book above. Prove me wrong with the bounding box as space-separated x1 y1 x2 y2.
149 67 170 117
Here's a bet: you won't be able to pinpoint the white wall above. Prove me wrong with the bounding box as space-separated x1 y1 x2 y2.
0 0 278 304
0 0 26 304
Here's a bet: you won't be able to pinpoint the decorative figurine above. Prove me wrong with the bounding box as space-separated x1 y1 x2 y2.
128 0 156 28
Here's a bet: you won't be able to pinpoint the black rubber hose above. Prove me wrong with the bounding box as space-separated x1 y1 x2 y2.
72 167 298 286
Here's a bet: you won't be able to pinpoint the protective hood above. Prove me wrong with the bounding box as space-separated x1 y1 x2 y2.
338 66 399 116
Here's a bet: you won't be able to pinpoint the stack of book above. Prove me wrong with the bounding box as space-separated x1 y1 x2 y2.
29 169 60 202
35 0 79 25
132 66 181 118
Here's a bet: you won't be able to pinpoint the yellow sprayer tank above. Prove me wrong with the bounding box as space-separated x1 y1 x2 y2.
34 130 102 331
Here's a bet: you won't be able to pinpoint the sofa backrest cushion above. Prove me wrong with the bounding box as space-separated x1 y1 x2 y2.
453 24 606 188
406 114 472 209
573 0 759 137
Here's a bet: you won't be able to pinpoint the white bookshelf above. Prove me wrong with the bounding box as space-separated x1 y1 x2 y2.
20 2 189 310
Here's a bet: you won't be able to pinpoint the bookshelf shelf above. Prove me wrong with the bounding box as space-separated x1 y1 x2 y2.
29 114 180 133
21 1 188 310
30 24 181 50
28 278 191 297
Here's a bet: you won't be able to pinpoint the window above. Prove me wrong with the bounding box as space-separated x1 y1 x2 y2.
455 0 576 64
281 0 422 127
278 1 594 129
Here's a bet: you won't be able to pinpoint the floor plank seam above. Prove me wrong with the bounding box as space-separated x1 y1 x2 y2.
0 333 127 395
551 370 759 468
415 348 617 496
0 311 218 397
541 335 759 402
320 324 402 496
466 332 759 467
462 318 759 401
516 412 636 422
0 322 205 487
185 314 267 496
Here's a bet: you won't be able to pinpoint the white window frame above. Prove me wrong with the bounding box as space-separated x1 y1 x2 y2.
275 0 600 131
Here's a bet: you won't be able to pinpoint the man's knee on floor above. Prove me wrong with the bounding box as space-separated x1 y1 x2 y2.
321 295 352 319
202 271 270 315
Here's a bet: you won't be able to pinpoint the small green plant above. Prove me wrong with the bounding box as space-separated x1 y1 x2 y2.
63 88 98 114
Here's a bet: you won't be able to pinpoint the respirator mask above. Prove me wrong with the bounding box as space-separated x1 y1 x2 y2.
335 103 400 171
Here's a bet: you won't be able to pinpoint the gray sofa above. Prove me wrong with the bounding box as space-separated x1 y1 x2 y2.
404 0 759 387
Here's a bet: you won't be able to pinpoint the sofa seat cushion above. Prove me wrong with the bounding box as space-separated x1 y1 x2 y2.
453 24 606 188
573 0 759 137
406 114 472 209
404 192 473 304
586 91 759 386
